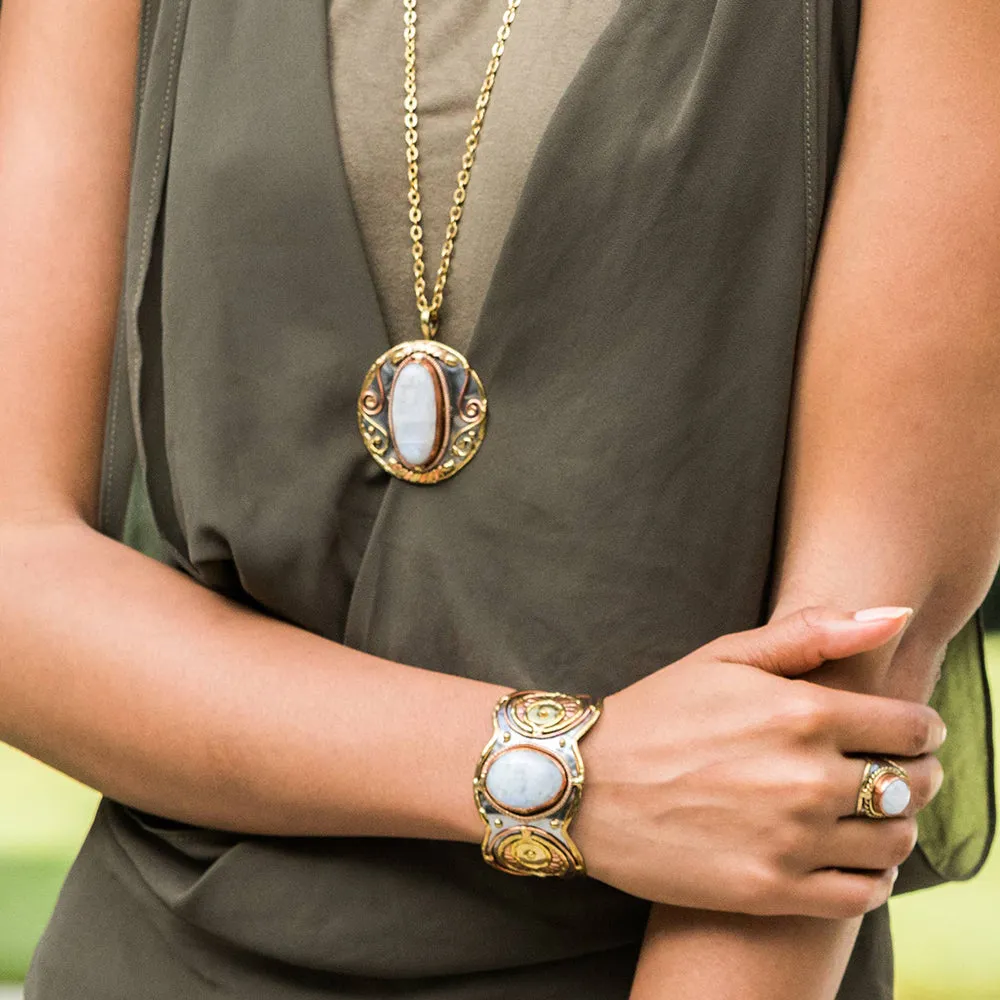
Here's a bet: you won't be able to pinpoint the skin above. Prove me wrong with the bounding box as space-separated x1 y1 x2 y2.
0 0 967 988
628 1 1000 996
570 608 942 917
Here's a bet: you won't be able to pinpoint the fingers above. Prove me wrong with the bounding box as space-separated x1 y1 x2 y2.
777 756 941 914
746 865 897 919
791 868 898 919
821 816 919 871
707 605 913 678
826 688 947 757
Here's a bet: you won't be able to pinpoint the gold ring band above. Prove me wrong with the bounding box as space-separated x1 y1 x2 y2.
855 758 912 819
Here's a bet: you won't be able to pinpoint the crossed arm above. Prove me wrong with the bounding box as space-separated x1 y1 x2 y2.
1 0 997 995
630 2 1000 997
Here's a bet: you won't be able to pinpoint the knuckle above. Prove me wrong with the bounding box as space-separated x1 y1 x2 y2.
834 892 869 920
779 688 832 742
795 606 828 639
906 716 933 757
736 864 784 916
820 896 857 920
810 886 857 920
832 879 889 919
791 767 835 816
796 605 828 630
770 820 809 866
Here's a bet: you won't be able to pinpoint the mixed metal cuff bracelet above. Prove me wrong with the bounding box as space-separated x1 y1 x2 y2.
473 689 603 877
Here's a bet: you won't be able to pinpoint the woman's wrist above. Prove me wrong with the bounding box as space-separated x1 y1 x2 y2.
0 521 520 842
557 688 616 881
401 679 513 845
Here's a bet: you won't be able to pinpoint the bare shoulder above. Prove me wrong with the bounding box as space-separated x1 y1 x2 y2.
845 1 1000 169
0 0 142 527
0 0 142 105
812 0 1000 313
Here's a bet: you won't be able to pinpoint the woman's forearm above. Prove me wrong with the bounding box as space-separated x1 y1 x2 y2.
629 636 935 1000
630 908 860 1000
0 516 505 842
3 512 942 924
628 623 929 1000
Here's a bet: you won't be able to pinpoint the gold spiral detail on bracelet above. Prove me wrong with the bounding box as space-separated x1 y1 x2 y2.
507 691 590 738
492 827 576 877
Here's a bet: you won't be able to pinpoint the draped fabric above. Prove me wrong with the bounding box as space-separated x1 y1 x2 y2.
26 2 993 997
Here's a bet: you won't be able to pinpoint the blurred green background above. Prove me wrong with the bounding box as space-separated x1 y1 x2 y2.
1 646 997 997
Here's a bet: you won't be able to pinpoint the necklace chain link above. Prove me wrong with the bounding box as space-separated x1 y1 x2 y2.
403 0 522 340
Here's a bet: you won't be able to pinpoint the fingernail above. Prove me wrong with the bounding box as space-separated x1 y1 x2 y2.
853 606 914 623
890 866 899 884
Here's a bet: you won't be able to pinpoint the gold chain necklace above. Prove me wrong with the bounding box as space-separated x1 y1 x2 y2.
357 0 522 484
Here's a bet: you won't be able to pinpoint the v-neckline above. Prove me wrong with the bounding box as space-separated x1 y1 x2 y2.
322 0 628 369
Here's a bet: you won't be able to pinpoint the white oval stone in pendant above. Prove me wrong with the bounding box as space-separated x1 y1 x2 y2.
878 777 911 817
484 746 568 815
388 356 448 469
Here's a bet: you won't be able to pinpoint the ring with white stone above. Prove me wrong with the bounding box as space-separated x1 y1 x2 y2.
854 758 912 819
473 690 603 877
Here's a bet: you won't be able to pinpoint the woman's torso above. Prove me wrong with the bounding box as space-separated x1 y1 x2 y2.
28 2 987 997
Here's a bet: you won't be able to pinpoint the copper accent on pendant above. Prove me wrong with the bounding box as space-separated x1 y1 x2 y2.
358 339 487 484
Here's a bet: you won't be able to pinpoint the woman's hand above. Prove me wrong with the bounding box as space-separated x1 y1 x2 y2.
571 606 944 919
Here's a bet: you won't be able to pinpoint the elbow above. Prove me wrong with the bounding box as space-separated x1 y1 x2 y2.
881 580 988 703
0 492 98 535
0 506 99 589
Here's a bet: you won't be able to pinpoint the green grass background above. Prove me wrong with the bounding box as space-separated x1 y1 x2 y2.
1 648 997 996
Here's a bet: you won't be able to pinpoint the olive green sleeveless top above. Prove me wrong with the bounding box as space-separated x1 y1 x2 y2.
26 2 994 999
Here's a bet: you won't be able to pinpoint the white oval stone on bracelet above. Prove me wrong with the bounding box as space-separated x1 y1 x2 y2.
483 746 568 815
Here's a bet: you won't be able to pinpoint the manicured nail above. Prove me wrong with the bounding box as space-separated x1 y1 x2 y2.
853 606 914 623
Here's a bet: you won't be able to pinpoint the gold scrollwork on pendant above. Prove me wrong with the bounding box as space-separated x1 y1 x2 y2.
357 339 487 484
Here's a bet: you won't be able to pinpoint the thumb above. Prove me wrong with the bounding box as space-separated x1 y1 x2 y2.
705 605 914 677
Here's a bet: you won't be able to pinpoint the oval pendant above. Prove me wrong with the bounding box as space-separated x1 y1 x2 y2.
357 340 487 484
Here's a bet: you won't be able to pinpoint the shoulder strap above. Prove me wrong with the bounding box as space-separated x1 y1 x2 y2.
97 0 160 539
